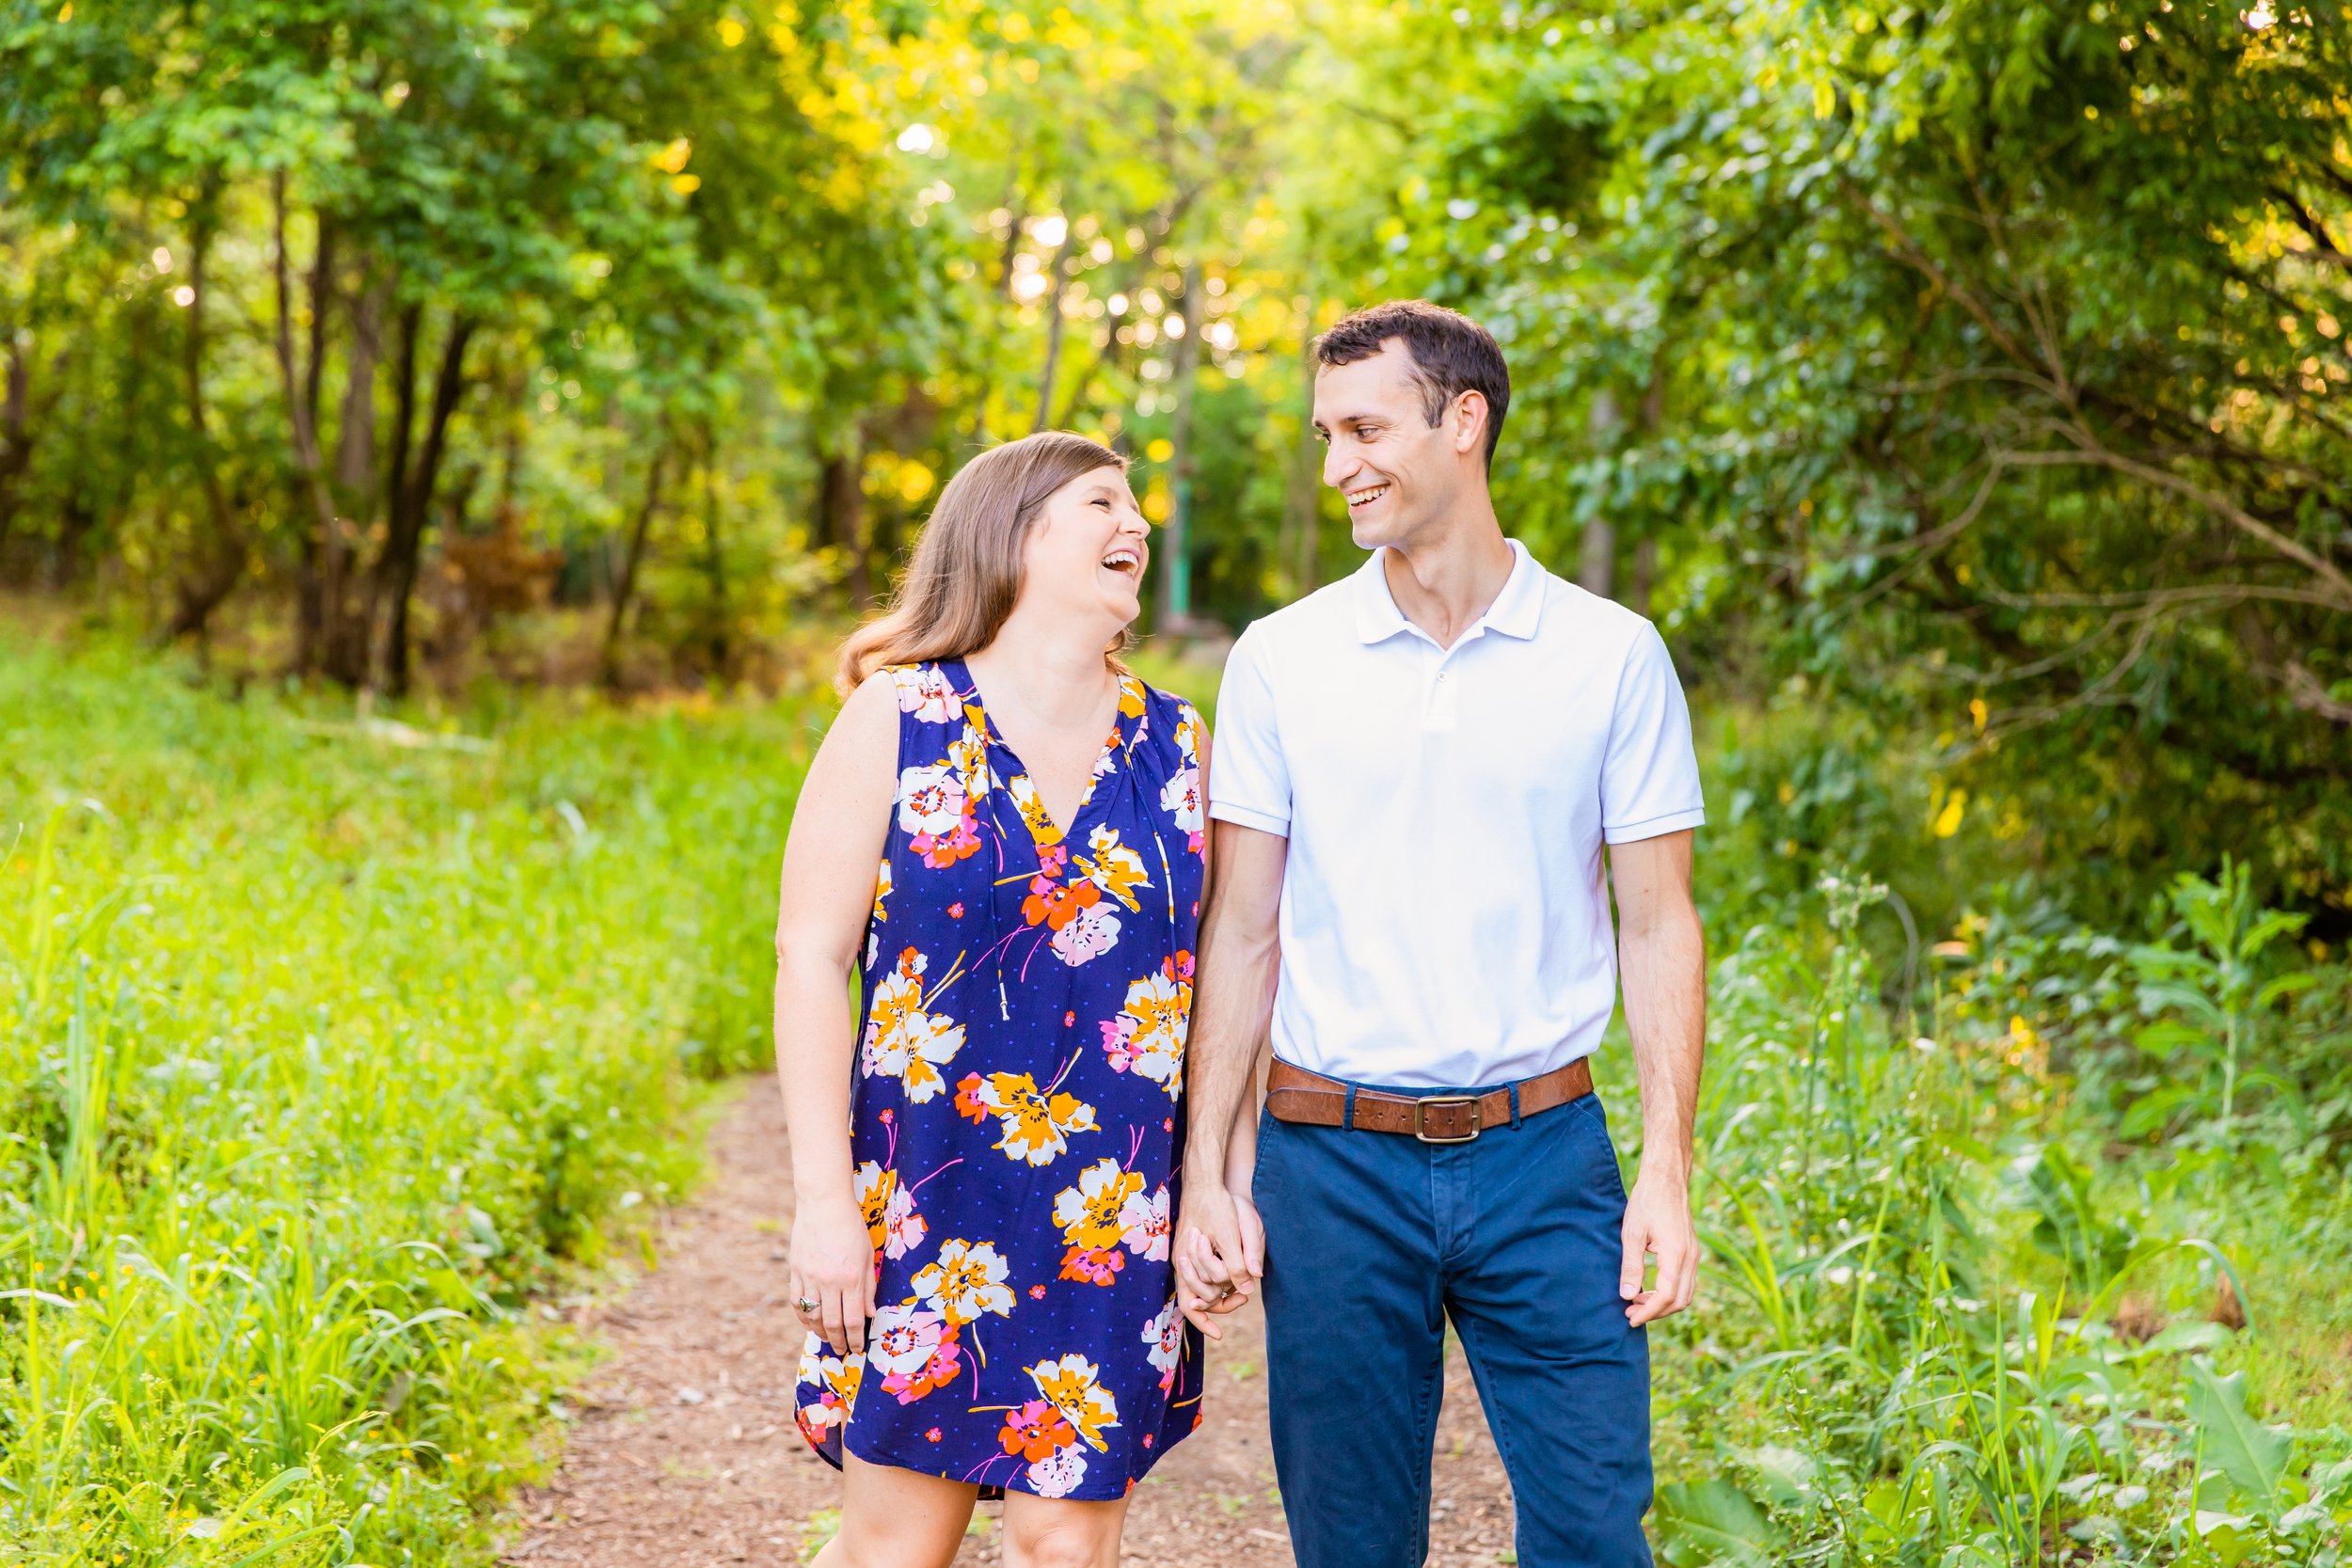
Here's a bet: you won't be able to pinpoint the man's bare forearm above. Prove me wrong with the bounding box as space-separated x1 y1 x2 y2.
1621 897 1704 1181
1610 832 1706 1183
1184 826 1285 1183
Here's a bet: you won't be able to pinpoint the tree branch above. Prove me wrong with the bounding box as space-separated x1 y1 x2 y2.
2003 439 2352 610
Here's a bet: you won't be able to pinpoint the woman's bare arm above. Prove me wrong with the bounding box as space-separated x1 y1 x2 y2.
773 673 898 1355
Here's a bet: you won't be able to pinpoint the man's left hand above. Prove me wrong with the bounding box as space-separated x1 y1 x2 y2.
1619 1168 1697 1325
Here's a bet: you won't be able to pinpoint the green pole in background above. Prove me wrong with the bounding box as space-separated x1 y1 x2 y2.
1161 259 1203 630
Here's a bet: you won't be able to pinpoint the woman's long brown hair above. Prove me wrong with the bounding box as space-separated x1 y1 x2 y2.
834 432 1131 697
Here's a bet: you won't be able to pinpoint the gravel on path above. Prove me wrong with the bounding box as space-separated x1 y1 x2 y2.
501 1085 1520 1567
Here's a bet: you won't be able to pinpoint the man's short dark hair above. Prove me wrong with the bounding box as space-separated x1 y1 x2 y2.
1315 299 1510 467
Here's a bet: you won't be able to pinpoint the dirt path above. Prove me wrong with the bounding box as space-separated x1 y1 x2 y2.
502 1085 1519 1567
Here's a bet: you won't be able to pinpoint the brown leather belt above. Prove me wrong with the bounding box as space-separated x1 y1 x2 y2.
1264 1056 1594 1144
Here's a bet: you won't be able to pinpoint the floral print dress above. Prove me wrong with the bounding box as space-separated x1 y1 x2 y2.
793 657 1208 1500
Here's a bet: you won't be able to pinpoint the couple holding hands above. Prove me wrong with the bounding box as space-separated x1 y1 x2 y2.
771 300 1707 1568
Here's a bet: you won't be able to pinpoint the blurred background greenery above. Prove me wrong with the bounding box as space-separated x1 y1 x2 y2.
3 0 2348 931
5 2 2352 1565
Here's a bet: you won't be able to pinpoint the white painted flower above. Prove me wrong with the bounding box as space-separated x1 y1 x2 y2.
860 947 965 1101
1110 968 1188 1097
882 1183 928 1259
1053 1157 1146 1251
948 721 993 797
1026 1352 1120 1451
897 663 961 723
866 858 890 970
1027 1446 1088 1498
913 1238 1015 1325
795 1338 863 1432
866 1301 948 1379
896 762 968 838
977 1072 1100 1166
1008 772 1061 846
1119 1183 1170 1260
1159 765 1203 835
1077 825 1152 911
1143 1297 1183 1386
1049 903 1121 966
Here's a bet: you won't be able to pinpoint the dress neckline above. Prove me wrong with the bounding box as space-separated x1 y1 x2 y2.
943 658 1143 848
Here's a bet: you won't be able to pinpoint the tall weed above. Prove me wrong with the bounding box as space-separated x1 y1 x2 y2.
0 641 811 1563
1653 874 2352 1566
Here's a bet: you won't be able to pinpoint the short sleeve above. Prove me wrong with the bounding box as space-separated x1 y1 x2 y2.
1600 624 1706 845
1205 626 1292 837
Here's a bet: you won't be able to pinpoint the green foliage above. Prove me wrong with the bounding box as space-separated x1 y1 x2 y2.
1649 869 2352 1567
1304 0 2352 925
2126 860 2318 1138
0 634 807 1561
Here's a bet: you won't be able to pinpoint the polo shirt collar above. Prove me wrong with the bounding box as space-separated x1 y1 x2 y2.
1353 538 1546 645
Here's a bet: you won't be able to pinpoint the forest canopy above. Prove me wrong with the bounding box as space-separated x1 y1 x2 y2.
2 0 2347 929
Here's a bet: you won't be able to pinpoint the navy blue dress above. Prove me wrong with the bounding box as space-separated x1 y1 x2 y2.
794 658 1208 1499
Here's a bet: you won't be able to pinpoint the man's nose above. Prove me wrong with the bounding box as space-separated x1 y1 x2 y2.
1323 443 1354 490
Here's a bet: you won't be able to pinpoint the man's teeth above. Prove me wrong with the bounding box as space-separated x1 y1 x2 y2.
1347 483 1390 508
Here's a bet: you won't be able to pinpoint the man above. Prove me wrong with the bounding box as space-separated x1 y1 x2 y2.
1174 299 1707 1568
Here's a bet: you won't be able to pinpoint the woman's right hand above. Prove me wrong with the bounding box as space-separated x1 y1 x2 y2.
787 1189 877 1358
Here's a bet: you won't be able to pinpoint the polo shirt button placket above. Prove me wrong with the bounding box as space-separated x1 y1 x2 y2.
1425 662 1458 732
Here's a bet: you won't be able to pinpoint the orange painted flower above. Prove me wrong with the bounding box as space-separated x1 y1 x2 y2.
1000 1399 1077 1462
954 1071 988 1123
1024 875 1102 931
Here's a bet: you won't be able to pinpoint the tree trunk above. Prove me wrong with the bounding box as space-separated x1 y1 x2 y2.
0 333 32 553
1579 388 1620 599
305 217 334 445
602 440 671 688
49 492 89 591
369 311 475 696
1283 297 1321 595
1031 232 1075 434
167 210 246 642
384 301 421 533
1629 534 1658 619
1158 261 1204 630
317 275 386 678
701 436 731 675
1623 358 1668 618
272 174 343 674
816 431 872 607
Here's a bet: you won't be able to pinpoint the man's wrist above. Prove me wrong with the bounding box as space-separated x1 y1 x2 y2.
1632 1154 1692 1192
1183 1144 1231 1195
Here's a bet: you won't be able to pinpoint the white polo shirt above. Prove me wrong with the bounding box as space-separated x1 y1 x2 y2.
1207 540 1704 1089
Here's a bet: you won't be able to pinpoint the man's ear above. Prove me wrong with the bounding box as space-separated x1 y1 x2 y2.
1452 390 1489 458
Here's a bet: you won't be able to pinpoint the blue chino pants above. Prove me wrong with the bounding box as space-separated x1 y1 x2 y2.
1253 1082 1653 1568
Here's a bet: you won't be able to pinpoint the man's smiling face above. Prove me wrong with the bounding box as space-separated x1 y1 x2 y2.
1311 341 1468 551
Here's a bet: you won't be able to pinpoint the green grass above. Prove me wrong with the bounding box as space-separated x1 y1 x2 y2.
1 637 816 1564
6 636 2348 1567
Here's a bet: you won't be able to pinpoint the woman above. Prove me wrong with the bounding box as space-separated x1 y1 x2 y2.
773 432 1212 1567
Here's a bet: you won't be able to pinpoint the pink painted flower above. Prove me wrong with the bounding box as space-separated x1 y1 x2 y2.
1057 1245 1124 1286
